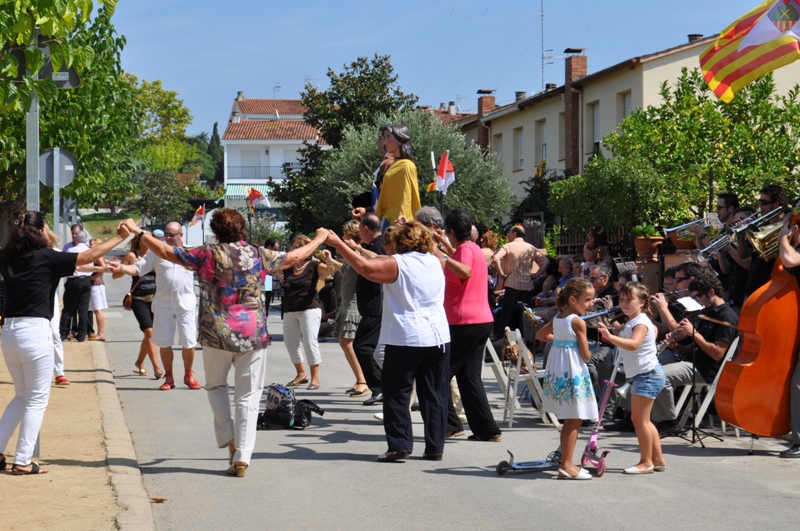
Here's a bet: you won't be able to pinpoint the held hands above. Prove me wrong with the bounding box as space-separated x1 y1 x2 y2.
325 230 344 249
116 221 132 239
315 227 329 242
105 260 121 274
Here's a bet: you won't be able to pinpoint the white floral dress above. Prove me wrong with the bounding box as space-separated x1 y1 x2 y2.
542 314 598 420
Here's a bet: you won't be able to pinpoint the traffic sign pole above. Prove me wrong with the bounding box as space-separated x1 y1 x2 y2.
25 27 40 212
54 148 60 240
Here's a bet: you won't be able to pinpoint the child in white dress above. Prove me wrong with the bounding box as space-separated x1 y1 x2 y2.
536 278 599 480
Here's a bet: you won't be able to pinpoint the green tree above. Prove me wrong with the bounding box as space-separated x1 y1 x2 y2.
0 0 115 113
207 122 224 168
129 170 193 225
140 139 196 172
270 54 418 230
0 5 138 240
302 109 513 233
128 75 193 142
548 156 673 232
604 69 800 219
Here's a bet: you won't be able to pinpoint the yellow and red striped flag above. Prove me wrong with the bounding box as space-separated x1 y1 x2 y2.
426 151 456 194
701 1 800 103
189 205 205 227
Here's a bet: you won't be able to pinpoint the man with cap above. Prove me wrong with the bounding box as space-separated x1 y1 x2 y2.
117 221 200 390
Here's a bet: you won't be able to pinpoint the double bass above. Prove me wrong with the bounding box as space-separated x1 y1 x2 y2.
716 213 800 437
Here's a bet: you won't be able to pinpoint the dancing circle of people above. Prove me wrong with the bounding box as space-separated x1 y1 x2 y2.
3 123 800 478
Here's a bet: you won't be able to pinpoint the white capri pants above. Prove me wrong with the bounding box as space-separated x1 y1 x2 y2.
0 317 54 466
152 306 197 349
51 292 65 377
203 345 267 465
283 308 322 366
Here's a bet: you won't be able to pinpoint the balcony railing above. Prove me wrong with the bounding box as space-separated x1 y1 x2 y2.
227 166 299 180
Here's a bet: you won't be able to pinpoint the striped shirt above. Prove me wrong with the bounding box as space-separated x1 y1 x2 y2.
494 239 544 291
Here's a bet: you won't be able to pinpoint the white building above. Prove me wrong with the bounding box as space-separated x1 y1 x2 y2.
221 92 329 212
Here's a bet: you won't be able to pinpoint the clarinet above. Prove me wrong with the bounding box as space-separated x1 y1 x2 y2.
656 328 682 356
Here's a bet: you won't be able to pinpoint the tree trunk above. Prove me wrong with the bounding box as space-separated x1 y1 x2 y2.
0 199 25 247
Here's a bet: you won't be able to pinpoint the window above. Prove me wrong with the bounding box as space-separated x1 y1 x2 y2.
536 120 547 164
588 102 601 154
493 133 503 163
513 127 524 170
558 113 566 161
617 91 633 125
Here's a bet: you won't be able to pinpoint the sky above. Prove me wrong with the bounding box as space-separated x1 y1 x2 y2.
113 0 768 136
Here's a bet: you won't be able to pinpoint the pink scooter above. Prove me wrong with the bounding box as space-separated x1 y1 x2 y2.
581 352 623 477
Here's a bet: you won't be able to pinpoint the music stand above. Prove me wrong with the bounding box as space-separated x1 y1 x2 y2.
613 256 639 281
672 297 723 447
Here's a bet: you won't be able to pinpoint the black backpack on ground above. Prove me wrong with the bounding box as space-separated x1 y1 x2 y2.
257 399 324 430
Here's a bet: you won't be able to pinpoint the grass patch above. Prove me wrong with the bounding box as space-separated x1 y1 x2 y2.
44 211 135 243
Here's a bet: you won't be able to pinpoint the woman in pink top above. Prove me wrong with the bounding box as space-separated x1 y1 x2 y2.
435 209 502 442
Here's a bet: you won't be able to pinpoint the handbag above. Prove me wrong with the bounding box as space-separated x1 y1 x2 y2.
501 337 537 375
122 277 143 311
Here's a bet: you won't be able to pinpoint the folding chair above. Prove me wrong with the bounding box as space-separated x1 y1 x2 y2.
501 327 561 429
676 335 741 437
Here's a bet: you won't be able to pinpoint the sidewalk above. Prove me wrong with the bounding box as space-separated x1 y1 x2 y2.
0 339 150 531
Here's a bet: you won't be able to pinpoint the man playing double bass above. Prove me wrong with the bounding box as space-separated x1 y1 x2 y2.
777 215 800 458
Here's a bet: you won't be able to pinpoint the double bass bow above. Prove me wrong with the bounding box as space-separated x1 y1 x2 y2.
716 208 800 437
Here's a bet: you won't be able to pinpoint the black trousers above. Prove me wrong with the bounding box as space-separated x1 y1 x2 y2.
60 276 92 340
494 287 532 334
382 343 450 456
446 322 501 439
353 314 383 393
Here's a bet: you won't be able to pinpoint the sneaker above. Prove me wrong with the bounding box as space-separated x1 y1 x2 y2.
55 376 70 386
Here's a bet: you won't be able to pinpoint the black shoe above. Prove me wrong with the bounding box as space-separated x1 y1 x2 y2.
422 453 443 461
363 393 383 406
779 444 800 458
410 402 420 412
377 450 409 462
657 420 681 438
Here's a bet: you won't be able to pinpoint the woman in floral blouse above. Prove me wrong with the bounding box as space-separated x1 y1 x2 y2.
122 212 327 477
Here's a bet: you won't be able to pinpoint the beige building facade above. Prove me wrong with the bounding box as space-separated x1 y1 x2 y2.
466 35 800 198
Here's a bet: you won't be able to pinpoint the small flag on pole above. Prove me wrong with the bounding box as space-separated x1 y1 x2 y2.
426 151 456 194
189 205 205 227
701 0 800 103
246 187 271 208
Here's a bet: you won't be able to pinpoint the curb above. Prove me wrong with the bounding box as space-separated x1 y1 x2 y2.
91 342 156 531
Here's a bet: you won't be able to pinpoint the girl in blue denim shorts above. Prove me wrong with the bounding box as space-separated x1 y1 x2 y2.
597 282 667 475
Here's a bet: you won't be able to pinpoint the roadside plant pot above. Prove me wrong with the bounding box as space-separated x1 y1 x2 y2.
634 236 664 258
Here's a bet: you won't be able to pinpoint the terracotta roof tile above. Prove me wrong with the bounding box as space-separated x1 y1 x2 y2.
236 99 306 115
222 119 324 143
432 109 475 124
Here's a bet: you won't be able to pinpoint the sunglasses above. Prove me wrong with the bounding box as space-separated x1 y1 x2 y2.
757 199 773 205
588 275 607 281
165 232 181 237
673 276 689 282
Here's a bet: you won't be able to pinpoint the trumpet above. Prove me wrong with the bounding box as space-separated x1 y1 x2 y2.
580 306 621 328
662 218 713 239
746 221 784 259
727 206 784 239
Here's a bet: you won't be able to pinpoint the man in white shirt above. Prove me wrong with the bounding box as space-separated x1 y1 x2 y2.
119 222 200 390
59 231 93 341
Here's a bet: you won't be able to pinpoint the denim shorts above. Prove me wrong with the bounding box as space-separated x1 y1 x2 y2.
629 364 666 399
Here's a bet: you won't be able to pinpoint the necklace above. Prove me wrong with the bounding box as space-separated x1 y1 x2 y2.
294 260 310 272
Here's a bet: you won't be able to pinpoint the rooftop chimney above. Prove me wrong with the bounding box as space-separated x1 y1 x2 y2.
439 102 447 110
448 101 456 115
476 94 496 153
564 52 588 176
232 111 241 123
236 91 244 100
688 34 703 43
515 91 527 102
545 83 557 91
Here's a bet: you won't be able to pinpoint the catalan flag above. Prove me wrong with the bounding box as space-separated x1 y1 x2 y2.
701 0 800 103
189 205 205 227
535 160 547 178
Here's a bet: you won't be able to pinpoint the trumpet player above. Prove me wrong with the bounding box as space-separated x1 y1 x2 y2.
688 193 739 299
715 207 757 311
739 184 788 298
777 214 800 458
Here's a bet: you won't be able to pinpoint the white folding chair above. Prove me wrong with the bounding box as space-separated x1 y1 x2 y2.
676 335 741 437
501 327 561 429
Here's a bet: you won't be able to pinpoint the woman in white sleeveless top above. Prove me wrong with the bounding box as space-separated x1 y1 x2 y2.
326 221 450 462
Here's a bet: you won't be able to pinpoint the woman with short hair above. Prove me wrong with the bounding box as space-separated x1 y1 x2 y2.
326 221 450 462
122 211 327 477
0 211 126 475
435 209 502 442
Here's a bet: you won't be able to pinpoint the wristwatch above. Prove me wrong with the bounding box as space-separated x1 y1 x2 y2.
137 229 149 241
443 254 448 261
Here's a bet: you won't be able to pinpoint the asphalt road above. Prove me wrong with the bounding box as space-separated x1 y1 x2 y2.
101 275 800 531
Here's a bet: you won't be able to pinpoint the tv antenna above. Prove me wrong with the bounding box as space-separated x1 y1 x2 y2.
273 82 282 118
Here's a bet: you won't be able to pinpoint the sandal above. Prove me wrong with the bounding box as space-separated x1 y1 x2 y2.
286 377 309 387
349 383 370 398
154 369 165 380
133 366 148 376
227 461 248 477
346 381 368 395
307 383 320 390
11 462 48 475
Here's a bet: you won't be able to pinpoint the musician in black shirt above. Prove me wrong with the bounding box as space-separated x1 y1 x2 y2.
651 269 739 434
777 217 800 458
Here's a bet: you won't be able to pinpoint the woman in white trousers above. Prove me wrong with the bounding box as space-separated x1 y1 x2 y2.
0 212 126 475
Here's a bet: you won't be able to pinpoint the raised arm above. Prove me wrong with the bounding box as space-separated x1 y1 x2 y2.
75 224 130 266
326 230 398 284
278 228 329 271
